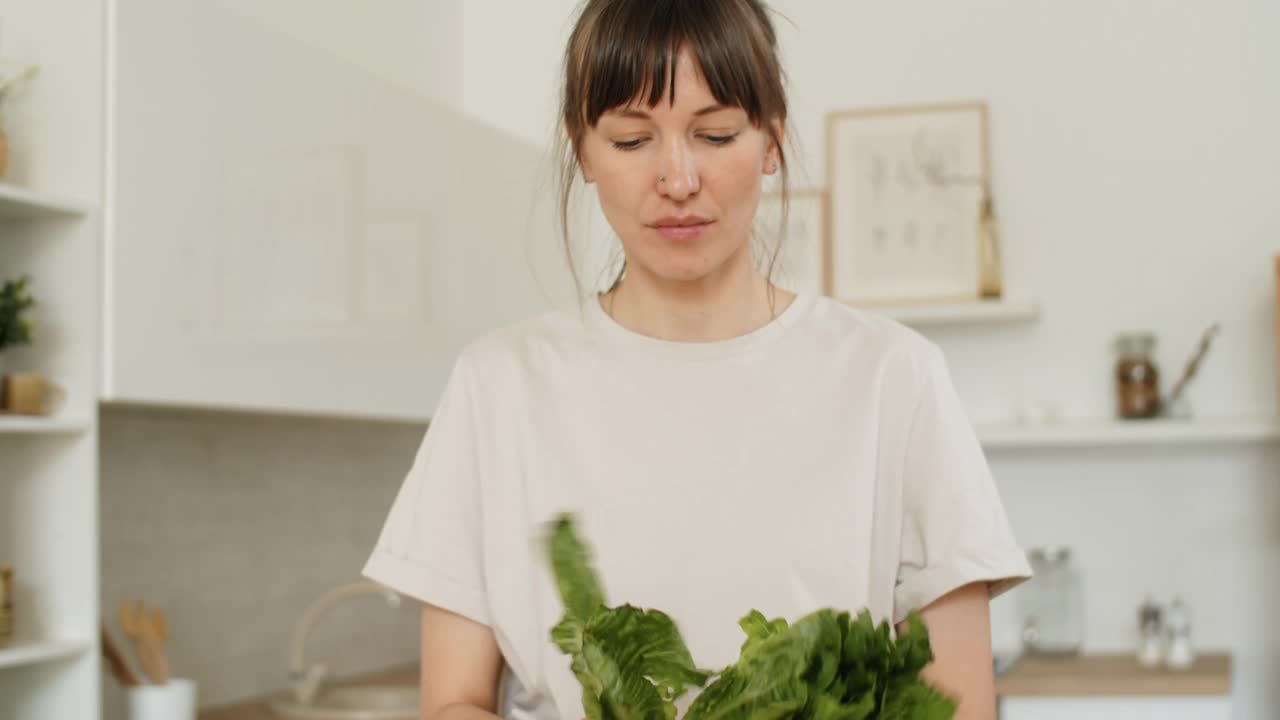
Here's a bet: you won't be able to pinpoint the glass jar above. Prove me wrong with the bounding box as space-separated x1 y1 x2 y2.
1115 333 1161 419
0 563 12 647
1018 546 1084 656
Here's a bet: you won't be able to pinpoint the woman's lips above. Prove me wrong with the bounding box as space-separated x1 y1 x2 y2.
652 221 712 241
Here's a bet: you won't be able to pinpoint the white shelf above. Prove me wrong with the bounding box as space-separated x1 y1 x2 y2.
978 417 1280 450
0 639 91 670
0 183 92 219
0 413 93 435
853 298 1040 326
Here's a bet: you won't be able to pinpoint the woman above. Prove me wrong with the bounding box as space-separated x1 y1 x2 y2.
364 1 1030 719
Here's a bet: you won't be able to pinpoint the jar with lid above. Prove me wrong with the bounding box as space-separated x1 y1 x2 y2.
1115 333 1161 419
1018 546 1084 656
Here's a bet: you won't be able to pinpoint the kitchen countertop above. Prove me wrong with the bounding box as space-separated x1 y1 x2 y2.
200 653 1232 717
197 665 419 720
995 653 1232 697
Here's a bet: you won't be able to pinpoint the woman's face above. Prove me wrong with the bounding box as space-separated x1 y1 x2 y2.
577 48 781 287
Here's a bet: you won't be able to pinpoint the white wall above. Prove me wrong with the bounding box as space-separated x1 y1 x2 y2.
98 406 423 717
219 0 463 109
454 2 1280 717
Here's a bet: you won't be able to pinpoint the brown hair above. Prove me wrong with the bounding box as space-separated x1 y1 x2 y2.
555 0 793 299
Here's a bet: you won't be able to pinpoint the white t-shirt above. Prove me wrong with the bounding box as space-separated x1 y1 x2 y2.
363 293 1031 720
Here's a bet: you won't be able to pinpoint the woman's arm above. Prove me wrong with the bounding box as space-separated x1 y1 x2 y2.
902 581 998 720
420 603 505 720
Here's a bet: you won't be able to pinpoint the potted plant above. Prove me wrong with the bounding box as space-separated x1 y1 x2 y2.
0 62 39 179
0 275 35 380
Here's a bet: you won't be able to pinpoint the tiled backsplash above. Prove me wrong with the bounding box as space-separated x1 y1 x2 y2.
99 405 425 716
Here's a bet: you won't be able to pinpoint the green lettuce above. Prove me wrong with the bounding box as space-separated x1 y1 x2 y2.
684 609 955 720
547 515 957 720
548 516 710 720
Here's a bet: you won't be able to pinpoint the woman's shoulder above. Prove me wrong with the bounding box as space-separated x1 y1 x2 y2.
804 295 942 366
451 305 594 376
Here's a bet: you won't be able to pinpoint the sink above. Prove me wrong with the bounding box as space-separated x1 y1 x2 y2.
268 684 419 720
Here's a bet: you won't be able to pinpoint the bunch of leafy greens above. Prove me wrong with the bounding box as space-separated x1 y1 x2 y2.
548 515 957 720
548 515 711 720
681 609 955 720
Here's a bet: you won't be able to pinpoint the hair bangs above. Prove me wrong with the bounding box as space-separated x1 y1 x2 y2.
571 0 782 131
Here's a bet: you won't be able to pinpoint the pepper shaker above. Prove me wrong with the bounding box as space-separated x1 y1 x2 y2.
1165 596 1195 670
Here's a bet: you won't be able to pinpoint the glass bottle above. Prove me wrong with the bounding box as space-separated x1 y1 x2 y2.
1115 333 1161 419
976 190 1003 299
1018 546 1084 656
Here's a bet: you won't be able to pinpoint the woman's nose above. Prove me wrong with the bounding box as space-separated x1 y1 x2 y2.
657 140 700 200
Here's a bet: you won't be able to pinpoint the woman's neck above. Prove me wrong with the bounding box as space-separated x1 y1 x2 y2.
600 255 796 343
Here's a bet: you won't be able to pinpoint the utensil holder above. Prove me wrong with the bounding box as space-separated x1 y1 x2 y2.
126 678 196 720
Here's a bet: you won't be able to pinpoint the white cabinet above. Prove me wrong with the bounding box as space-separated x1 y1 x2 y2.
0 1 105 717
106 0 572 420
1001 696 1231 720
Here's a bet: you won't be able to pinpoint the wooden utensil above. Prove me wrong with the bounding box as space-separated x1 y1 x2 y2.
100 622 142 687
118 599 171 684
151 607 169 643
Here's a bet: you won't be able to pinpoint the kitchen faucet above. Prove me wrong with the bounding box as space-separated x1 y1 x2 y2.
288 579 402 704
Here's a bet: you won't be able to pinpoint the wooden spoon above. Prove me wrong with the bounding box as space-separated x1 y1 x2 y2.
148 607 173 681
118 599 170 684
100 622 142 687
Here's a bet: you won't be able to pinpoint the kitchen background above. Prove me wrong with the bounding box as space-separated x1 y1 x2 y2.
0 1 1276 719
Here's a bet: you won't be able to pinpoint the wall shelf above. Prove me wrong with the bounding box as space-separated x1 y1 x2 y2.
0 413 93 435
978 417 1280 450
0 183 92 219
0 639 91 671
853 298 1040 326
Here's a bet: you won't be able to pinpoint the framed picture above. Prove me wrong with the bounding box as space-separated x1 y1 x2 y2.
756 189 826 296
826 101 990 305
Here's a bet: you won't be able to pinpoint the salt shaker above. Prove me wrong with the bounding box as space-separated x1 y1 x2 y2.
1165 596 1195 670
1136 596 1163 668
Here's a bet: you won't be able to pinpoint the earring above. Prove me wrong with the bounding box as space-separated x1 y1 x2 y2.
659 175 666 183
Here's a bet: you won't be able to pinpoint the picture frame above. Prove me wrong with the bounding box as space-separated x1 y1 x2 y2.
756 188 827 297
826 101 990 305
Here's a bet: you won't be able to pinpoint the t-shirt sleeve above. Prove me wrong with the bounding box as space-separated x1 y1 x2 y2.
893 343 1032 624
362 354 491 626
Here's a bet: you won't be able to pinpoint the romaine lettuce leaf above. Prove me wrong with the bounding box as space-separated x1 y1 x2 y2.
548 515 709 720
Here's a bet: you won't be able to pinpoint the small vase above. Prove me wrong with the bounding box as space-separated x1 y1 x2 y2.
976 191 1004 299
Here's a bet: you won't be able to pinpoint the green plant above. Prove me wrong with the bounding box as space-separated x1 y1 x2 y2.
549 515 957 720
0 275 36 352
549 516 710 720
0 64 39 106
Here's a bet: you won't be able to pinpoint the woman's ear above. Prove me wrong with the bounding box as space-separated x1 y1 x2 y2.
764 118 785 175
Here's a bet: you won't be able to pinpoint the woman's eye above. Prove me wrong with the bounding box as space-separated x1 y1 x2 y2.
704 133 739 146
612 139 645 151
